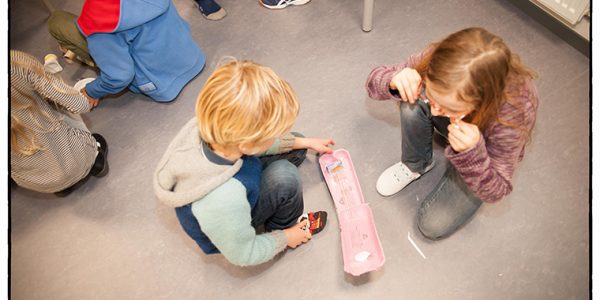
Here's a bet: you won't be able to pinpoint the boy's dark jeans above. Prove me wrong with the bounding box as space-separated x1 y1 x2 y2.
251 143 307 231
399 101 482 240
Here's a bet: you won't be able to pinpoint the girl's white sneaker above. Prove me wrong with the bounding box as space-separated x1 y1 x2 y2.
376 161 434 196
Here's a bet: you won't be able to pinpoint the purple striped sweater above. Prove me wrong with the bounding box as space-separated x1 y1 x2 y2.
365 50 539 203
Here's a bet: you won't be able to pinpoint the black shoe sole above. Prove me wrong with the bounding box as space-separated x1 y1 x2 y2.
91 133 109 177
54 187 74 197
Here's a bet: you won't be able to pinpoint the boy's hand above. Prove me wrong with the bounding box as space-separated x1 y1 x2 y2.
447 120 481 152
284 220 311 248
294 137 335 154
390 68 422 104
81 88 99 108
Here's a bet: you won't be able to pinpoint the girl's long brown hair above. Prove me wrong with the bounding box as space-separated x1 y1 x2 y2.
416 27 537 137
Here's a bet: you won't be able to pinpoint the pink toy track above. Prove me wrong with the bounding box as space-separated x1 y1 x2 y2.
319 149 385 276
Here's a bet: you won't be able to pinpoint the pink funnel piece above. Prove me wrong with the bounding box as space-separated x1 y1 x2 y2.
319 149 385 276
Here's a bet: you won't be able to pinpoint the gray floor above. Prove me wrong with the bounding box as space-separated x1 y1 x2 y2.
9 0 590 299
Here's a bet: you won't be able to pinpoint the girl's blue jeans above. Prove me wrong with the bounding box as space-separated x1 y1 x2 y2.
399 101 482 240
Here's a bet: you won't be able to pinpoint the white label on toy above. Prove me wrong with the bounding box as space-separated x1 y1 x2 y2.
354 251 371 262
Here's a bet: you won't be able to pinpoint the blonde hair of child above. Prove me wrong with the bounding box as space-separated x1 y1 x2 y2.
11 89 48 156
10 50 76 156
195 59 299 146
416 27 537 138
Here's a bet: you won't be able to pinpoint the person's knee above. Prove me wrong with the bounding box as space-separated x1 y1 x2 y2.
48 11 75 36
47 12 61 37
417 216 451 241
400 101 429 121
416 200 460 241
417 202 477 240
264 160 302 197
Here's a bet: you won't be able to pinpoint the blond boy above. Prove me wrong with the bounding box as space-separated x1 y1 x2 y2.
153 60 333 266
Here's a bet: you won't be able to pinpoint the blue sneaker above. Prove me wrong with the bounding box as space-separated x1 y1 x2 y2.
195 0 227 20
260 0 311 9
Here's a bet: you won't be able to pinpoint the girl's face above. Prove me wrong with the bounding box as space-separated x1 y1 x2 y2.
421 80 474 123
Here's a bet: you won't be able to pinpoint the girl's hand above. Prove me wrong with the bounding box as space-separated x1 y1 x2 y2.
284 220 311 248
294 137 335 154
390 68 422 104
447 120 481 152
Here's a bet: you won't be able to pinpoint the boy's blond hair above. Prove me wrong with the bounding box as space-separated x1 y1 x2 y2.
196 59 299 146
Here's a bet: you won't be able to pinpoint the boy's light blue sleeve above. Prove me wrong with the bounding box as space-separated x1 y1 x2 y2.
84 33 136 99
192 179 288 266
263 133 296 155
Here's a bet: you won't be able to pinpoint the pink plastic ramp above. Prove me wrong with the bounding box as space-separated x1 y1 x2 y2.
319 149 385 276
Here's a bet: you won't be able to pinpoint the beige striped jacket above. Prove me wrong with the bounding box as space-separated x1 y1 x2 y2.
10 50 97 193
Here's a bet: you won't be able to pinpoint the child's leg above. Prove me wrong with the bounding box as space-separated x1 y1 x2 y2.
399 101 435 173
400 102 456 167
376 102 440 196
416 165 482 240
47 11 94 63
251 160 303 230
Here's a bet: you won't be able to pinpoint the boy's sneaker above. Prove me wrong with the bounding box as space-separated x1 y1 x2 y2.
260 0 311 10
376 161 435 196
195 0 227 20
298 211 328 235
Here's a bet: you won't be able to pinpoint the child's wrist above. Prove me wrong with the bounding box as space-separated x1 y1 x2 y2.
293 137 308 150
283 228 293 246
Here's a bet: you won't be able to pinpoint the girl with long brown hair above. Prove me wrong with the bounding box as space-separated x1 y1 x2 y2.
10 50 109 197
366 28 538 240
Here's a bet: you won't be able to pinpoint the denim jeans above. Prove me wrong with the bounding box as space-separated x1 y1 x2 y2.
399 101 482 240
251 143 307 231
400 100 451 173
